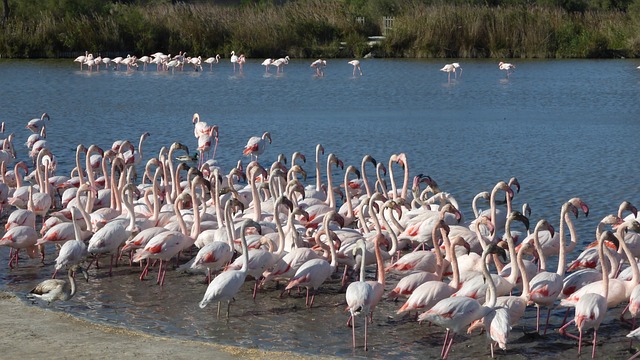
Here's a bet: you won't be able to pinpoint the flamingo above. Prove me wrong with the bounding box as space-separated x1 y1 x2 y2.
273 56 289 73
285 211 341 307
310 59 326 76
29 265 88 305
559 230 613 358
498 61 515 78
345 239 374 351
243 131 271 161
137 56 151 71
53 207 89 278
418 243 503 359
74 51 88 70
348 60 363 76
199 219 261 318
26 113 50 133
230 51 238 71
237 54 246 72
528 202 577 335
261 58 274 72
204 54 220 71
440 64 456 82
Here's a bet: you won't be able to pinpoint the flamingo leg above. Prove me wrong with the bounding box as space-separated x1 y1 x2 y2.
577 328 583 355
443 332 456 359
559 319 579 341
216 301 221 319
441 329 450 358
351 313 356 348
592 329 597 358
543 307 552 335
140 260 150 281
364 313 368 351
156 260 163 284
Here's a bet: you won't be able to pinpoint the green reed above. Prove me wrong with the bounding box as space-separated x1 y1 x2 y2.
0 1 639 59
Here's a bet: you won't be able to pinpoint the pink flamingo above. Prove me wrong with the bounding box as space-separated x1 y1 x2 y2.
26 113 50 133
348 60 362 76
230 51 238 71
559 230 614 358
310 59 326 76
498 61 515 78
418 243 502 359
204 54 220 71
243 131 271 162
345 239 374 351
285 211 341 307
199 219 262 318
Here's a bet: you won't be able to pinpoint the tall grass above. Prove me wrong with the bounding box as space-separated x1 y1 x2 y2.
1 0 639 58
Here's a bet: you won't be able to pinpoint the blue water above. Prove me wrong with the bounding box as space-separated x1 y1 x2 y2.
1 58 640 358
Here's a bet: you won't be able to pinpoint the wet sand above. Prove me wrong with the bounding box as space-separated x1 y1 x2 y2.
0 291 319 360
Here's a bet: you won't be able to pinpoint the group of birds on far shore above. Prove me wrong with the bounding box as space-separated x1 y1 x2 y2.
72 50 362 77
5 110 640 359
73 49 521 80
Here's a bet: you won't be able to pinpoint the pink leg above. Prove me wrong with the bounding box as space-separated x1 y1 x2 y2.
443 332 456 359
490 342 495 358
543 307 552 335
559 319 579 341
364 313 368 351
351 313 356 348
577 328 582 356
156 260 164 284
140 261 150 281
441 329 450 358
592 329 597 358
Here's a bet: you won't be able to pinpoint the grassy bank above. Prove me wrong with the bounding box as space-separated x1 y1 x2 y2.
1 0 639 59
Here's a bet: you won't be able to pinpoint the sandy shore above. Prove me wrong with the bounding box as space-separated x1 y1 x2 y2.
0 291 316 360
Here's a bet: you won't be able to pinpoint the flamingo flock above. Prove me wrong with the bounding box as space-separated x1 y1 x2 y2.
3 110 640 358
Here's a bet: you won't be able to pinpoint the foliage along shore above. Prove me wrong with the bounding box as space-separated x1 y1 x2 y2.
1 0 640 59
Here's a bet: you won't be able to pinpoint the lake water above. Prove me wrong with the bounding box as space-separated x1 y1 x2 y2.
1 58 640 358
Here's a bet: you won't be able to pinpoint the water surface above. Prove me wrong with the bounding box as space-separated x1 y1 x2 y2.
1 58 640 358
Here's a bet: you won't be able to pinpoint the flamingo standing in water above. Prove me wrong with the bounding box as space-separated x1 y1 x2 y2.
440 64 456 82
230 51 238 71
311 59 326 76
26 113 50 133
243 131 271 161
199 219 261 318
348 60 363 76
559 230 615 358
499 62 516 78
204 54 220 71
418 243 503 359
346 239 373 351
261 58 274 73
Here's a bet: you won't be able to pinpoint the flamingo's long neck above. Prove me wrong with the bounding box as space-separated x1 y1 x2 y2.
361 156 372 198
556 205 568 276
343 168 356 224
315 145 323 192
325 155 337 209
504 217 520 288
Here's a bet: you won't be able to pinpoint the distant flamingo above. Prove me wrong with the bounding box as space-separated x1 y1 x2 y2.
310 59 326 76
273 56 290 73
348 60 363 76
440 64 456 82
199 219 261 318
498 62 515 78
230 51 238 71
243 131 271 161
204 54 220 71
237 54 246 72
74 51 88 70
261 58 274 72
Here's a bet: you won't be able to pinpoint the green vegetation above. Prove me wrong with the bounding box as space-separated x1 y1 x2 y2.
1 0 640 58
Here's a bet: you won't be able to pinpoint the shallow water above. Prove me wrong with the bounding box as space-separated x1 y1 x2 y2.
1 58 640 358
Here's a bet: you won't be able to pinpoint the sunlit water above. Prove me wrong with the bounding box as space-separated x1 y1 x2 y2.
1 58 640 358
